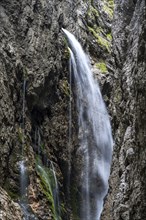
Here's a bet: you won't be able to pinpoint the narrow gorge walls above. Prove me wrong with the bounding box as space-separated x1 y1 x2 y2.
0 0 145 219
0 0 113 219
103 0 146 219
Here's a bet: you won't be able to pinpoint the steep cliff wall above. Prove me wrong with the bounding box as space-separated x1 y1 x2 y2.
103 0 146 219
0 0 113 219
0 187 23 220
1 0 145 219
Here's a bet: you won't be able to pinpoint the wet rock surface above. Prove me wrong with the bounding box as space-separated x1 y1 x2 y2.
0 0 145 219
102 0 146 219
0 187 23 220
0 0 111 219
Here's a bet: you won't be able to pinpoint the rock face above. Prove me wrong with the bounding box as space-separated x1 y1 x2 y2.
0 0 113 219
0 187 23 220
0 0 145 219
102 0 146 219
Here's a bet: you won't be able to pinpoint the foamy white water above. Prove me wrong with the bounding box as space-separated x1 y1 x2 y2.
62 28 113 220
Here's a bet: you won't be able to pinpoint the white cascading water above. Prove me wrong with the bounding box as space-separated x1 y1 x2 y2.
20 160 27 199
50 161 61 219
20 79 27 200
19 80 38 220
62 29 113 220
19 79 29 219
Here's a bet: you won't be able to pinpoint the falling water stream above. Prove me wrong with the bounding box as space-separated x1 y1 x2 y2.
50 161 61 219
19 79 29 219
22 79 26 156
20 79 37 220
62 29 113 220
67 53 73 202
20 78 27 201
18 29 112 220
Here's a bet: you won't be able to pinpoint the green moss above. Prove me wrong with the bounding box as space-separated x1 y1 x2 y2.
59 79 70 97
63 38 70 60
97 35 110 51
40 143 45 151
36 157 61 220
60 203 66 216
103 0 114 18
103 5 113 18
6 189 20 200
71 186 80 220
114 87 122 103
96 27 104 34
107 0 114 8
91 7 99 17
4 181 20 200
88 5 99 18
64 47 70 60
95 62 108 73
88 26 110 52
18 127 23 143
107 33 112 41
23 67 28 80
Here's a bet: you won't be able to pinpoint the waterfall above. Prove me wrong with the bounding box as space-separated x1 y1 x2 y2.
62 29 113 220
19 79 28 218
20 79 27 201
19 80 37 220
22 79 26 155
67 52 72 201
50 161 61 219
20 160 27 199
19 79 29 219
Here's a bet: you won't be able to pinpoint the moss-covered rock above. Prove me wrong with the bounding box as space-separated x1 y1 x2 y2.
35 157 61 220
95 62 108 73
88 26 111 52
